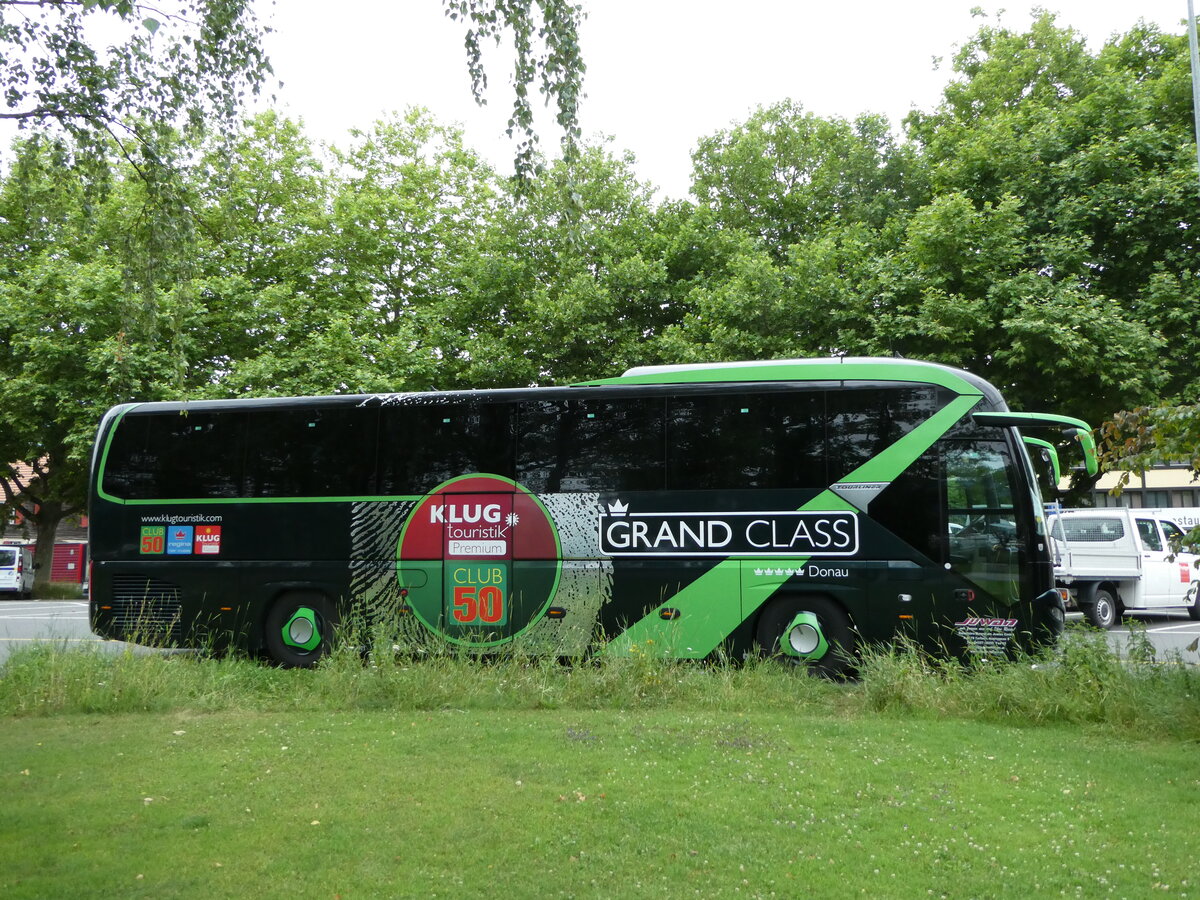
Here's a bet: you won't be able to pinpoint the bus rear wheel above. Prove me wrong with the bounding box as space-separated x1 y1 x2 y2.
757 596 857 679
264 592 337 668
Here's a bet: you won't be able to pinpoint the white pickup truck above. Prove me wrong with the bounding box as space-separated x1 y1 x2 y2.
1048 509 1200 628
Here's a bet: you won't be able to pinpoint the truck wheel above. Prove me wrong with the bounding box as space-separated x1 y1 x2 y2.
1187 584 1200 622
1084 587 1119 629
756 596 857 679
264 592 337 668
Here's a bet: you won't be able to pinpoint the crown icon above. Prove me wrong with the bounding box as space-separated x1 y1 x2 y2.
607 500 629 516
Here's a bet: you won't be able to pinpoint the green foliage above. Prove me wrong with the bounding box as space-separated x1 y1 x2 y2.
0 0 270 166
859 625 1200 740
452 142 670 385
4 9 1200 570
5 628 1199 743
442 0 585 183
899 12 1197 422
1102 404 1200 477
691 100 925 254
1099 403 1200 539
0 135 197 566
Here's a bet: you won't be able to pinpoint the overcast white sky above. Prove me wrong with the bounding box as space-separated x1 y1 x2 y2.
263 2 1189 199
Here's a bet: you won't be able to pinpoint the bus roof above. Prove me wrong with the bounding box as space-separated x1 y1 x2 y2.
580 357 996 398
100 358 1008 418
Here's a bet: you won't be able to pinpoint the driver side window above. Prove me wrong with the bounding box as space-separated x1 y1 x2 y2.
1136 519 1163 552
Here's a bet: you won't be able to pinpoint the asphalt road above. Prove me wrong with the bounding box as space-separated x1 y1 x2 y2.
1 600 1198 668
1076 610 1200 661
0 600 120 665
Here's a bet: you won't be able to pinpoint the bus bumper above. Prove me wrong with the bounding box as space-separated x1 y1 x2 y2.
1033 587 1067 641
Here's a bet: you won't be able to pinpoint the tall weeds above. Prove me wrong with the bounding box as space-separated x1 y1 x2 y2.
857 623 1200 740
3 622 1197 742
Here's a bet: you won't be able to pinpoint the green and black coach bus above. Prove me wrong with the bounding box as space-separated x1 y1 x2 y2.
88 357 1097 672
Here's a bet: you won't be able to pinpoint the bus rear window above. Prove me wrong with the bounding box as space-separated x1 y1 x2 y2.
103 411 246 500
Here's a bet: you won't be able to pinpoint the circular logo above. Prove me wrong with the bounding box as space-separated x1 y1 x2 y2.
396 475 561 647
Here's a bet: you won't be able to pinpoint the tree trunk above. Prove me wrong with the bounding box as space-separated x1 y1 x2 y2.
31 499 64 589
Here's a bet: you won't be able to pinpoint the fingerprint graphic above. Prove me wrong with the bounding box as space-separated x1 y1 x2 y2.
349 500 416 621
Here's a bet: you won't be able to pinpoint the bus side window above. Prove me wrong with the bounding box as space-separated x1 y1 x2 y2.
378 401 516 495
827 387 935 484
666 392 825 491
517 398 664 493
870 448 944 562
244 406 379 497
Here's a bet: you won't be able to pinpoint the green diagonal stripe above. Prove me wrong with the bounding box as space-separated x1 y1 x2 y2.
600 393 982 658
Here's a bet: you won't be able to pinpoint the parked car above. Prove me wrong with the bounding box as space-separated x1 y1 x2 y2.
0 543 35 599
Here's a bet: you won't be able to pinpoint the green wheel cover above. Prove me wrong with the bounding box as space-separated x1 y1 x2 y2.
780 612 828 660
282 607 321 651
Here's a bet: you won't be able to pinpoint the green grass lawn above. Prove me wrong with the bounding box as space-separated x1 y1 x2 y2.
1 632 1197 899
3 708 1196 899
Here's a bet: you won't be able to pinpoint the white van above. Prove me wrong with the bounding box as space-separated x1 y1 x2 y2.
0 543 35 598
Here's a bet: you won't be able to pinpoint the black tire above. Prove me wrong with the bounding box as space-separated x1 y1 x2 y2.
263 592 337 668
1186 584 1200 622
1084 587 1119 629
756 596 857 679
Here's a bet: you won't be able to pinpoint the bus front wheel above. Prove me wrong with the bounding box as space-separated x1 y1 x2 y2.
264 592 337 668
757 596 857 679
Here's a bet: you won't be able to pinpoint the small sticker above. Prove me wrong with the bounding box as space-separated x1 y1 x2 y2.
954 617 1018 655
140 526 165 555
194 525 222 555
167 526 194 555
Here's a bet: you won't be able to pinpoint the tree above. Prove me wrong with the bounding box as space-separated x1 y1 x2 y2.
0 0 271 171
0 2 270 579
902 13 1199 420
872 191 1167 426
690 100 924 258
0 138 189 581
1101 404 1200 547
321 109 501 392
451 140 670 385
442 0 585 183
187 111 339 395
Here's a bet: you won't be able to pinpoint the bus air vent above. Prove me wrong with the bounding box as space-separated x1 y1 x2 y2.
110 574 183 638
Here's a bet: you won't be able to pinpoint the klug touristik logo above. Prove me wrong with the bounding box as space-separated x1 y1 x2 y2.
598 500 859 557
396 475 561 646
426 498 519 558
